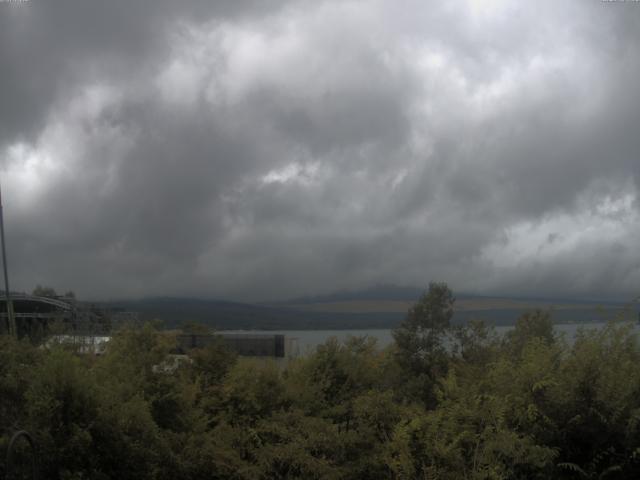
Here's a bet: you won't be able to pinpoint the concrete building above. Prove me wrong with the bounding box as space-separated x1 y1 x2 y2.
176 333 298 358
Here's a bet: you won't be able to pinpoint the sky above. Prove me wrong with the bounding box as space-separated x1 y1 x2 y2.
1 0 639 302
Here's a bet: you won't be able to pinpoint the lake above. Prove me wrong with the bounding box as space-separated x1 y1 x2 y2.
221 322 640 356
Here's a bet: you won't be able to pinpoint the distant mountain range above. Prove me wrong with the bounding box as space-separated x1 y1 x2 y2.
281 284 425 303
99 285 635 331
101 296 404 330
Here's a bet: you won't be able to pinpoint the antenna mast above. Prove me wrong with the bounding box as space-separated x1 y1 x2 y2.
0 182 16 336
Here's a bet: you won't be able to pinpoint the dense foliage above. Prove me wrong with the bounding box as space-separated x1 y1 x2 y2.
2 283 640 479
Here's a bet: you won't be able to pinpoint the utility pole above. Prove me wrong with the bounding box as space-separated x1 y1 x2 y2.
0 182 16 337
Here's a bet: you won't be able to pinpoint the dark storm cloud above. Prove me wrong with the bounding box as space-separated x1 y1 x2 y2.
1 0 640 301
0 0 300 143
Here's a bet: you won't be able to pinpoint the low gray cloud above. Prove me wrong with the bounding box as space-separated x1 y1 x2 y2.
1 0 639 301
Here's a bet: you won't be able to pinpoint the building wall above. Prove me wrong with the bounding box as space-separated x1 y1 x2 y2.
176 333 288 358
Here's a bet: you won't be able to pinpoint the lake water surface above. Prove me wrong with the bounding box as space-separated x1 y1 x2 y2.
221 322 640 356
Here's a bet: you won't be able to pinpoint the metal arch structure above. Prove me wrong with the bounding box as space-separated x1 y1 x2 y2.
4 293 74 311
0 294 76 338
0 293 139 340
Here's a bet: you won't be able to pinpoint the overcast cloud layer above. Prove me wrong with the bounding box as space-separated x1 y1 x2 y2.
1 0 640 301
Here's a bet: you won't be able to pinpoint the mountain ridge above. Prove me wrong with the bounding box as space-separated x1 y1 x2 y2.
96 285 632 330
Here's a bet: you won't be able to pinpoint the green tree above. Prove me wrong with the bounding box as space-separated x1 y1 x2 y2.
553 322 640 479
32 285 58 298
504 309 556 358
0 336 41 479
180 321 212 335
392 282 455 406
221 360 289 425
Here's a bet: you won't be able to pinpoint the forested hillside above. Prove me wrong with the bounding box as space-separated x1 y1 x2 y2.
2 284 640 479
103 291 628 330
